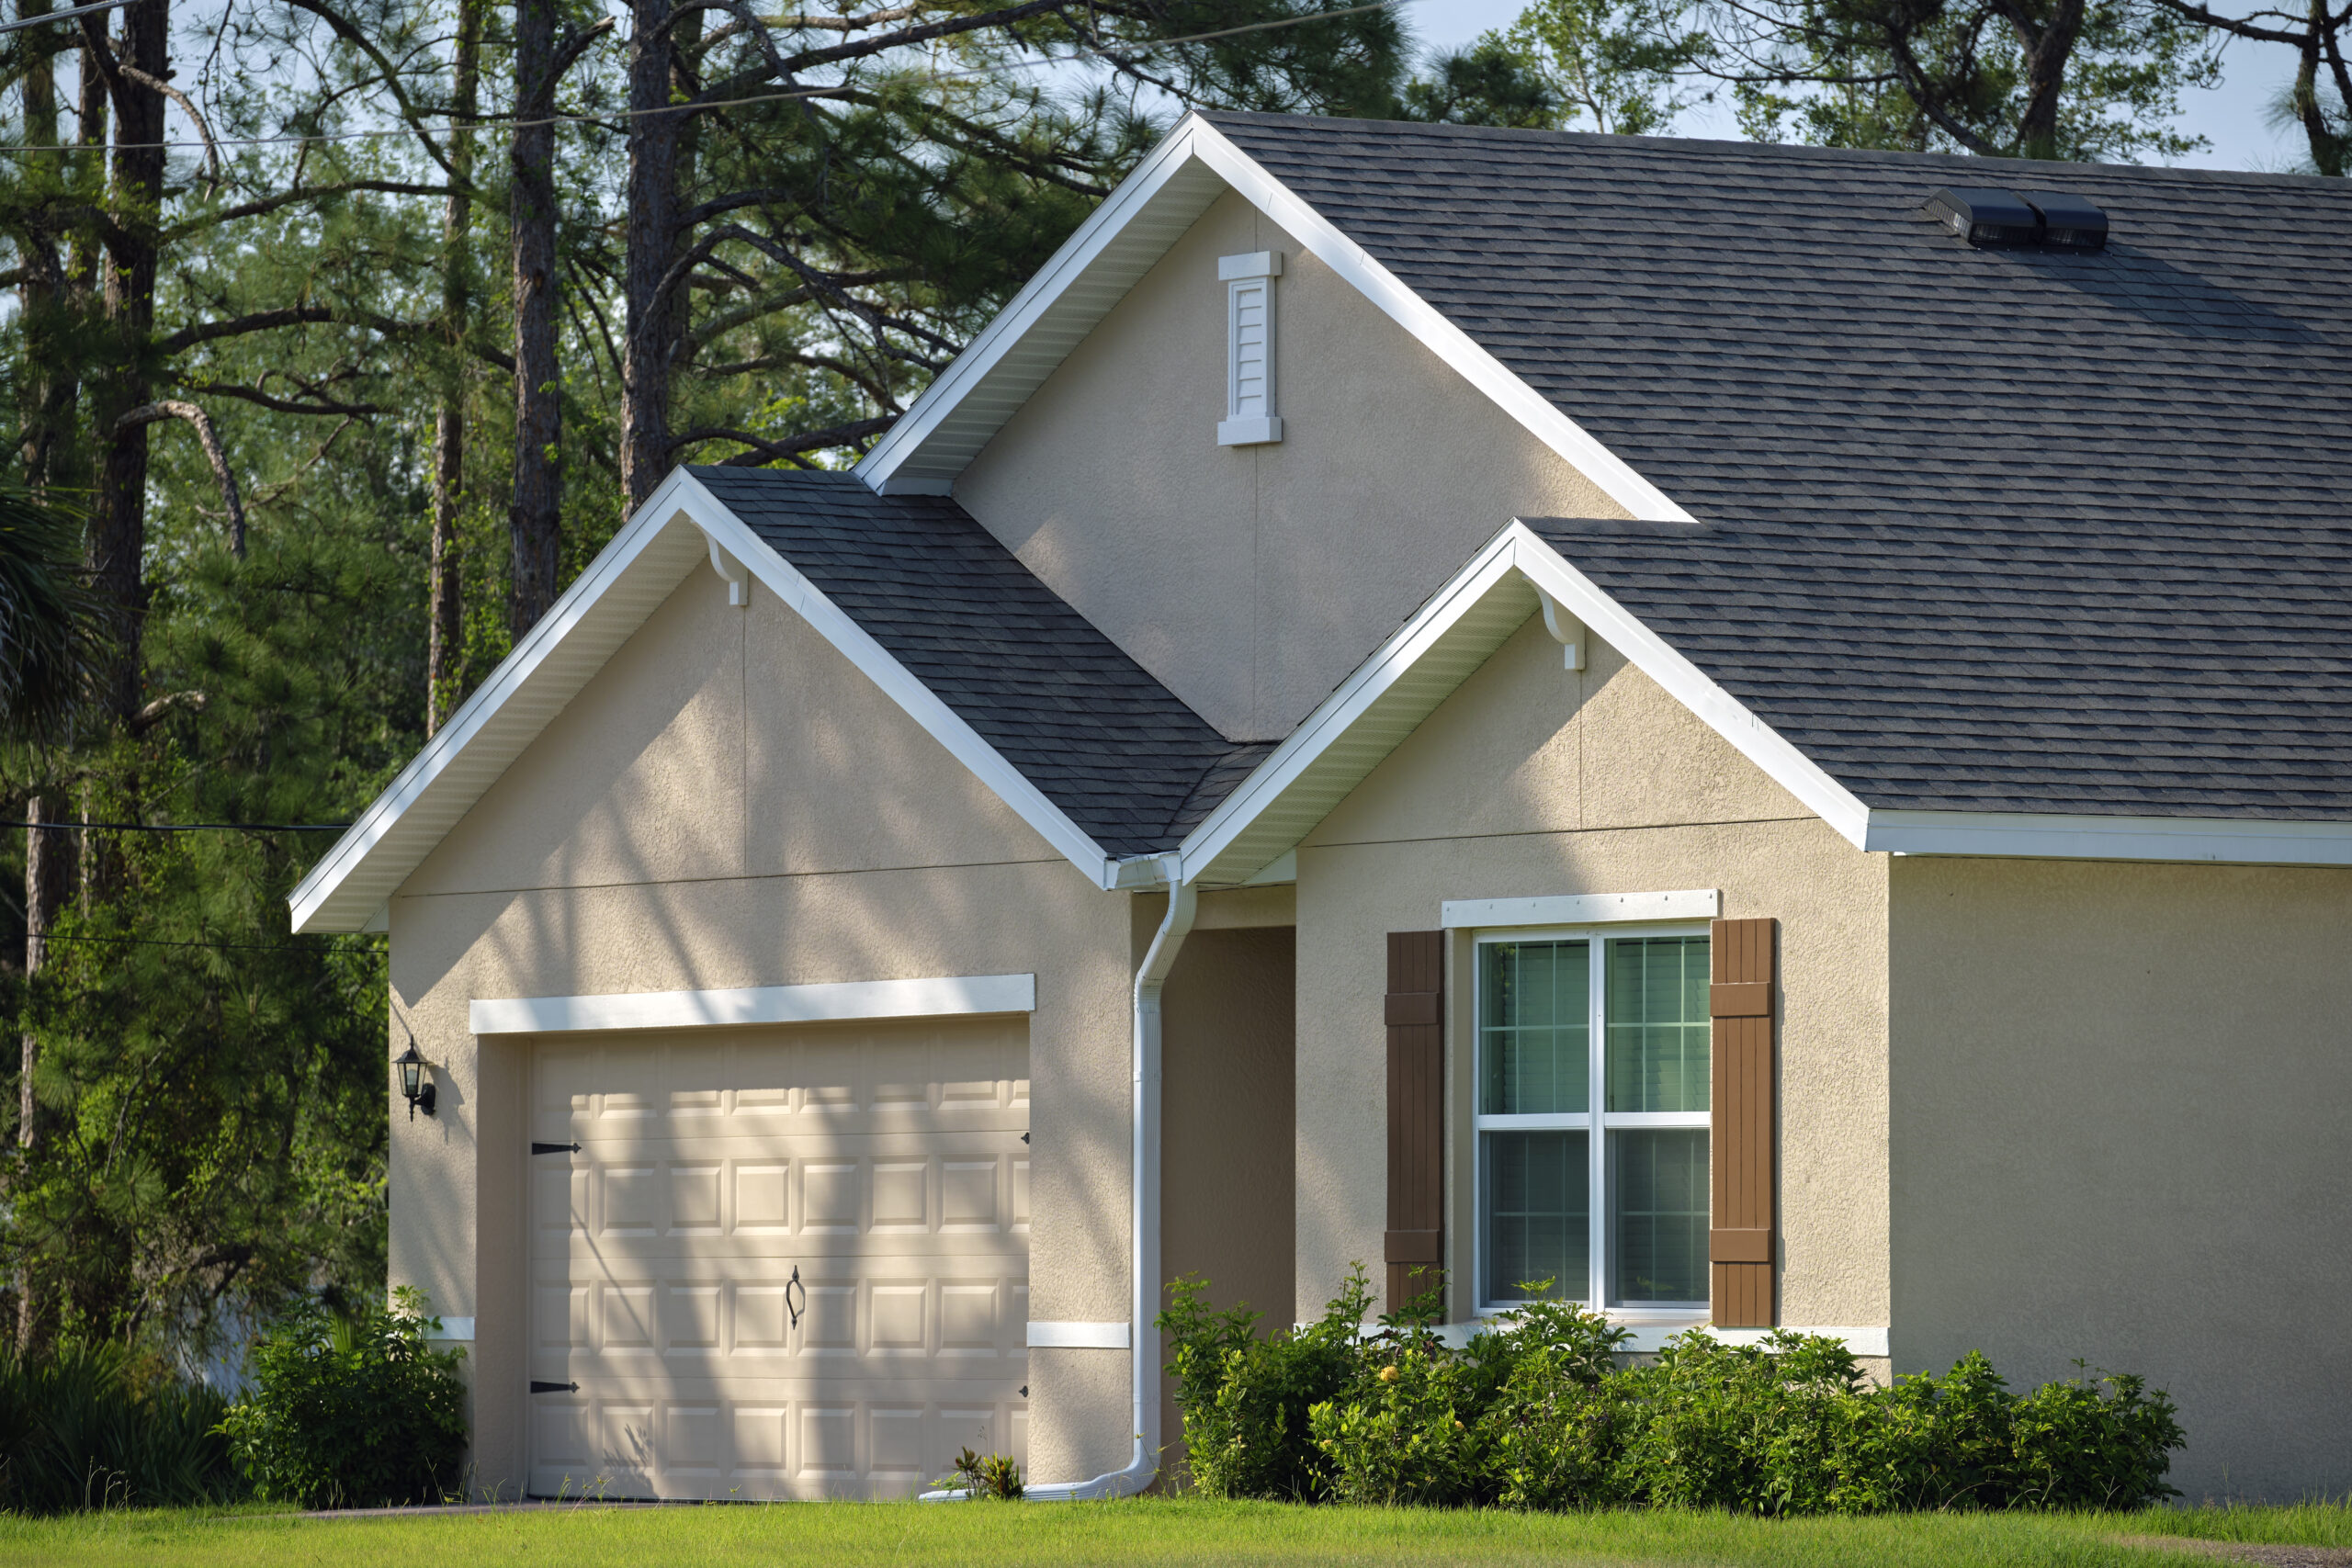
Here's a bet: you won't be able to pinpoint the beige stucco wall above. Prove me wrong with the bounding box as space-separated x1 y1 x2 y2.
386 564 1143 1496
1156 917 1297 1479
1889 856 2352 1500
1292 615 1892 1333
954 188 1628 743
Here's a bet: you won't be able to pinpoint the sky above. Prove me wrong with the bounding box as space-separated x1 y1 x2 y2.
1404 0 2311 172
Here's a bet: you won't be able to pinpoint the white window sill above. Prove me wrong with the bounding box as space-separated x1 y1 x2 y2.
1216 415 1282 446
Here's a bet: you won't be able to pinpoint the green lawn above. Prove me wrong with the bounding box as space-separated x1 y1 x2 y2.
2 1499 2346 1568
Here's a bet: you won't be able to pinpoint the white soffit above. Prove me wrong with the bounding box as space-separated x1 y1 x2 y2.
855 116 1692 524
471 973 1036 1035
289 470 1121 935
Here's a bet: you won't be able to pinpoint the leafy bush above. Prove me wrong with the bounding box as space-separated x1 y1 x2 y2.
0 1341 241 1512
218 1287 468 1507
1159 1271 2185 1515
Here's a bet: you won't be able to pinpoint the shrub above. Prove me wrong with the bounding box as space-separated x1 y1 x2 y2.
1159 1268 1375 1499
1163 1270 2185 1516
0 1342 240 1513
218 1287 469 1508
937 1447 1023 1499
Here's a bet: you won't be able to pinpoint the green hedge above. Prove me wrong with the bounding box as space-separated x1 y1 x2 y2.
1159 1269 2183 1514
0 1342 240 1513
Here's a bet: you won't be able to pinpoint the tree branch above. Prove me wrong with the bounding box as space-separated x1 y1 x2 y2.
113 402 247 557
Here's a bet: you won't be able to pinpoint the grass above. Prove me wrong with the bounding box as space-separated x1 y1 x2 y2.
0 1498 2346 1568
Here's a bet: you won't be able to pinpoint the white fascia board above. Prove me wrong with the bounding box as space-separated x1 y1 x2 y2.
1185 121 1690 525
471 973 1035 1036
1508 526 1874 850
1175 530 1528 881
858 120 1223 493
290 472 1115 934
289 466 716 933
1865 808 2352 866
681 478 1116 887
858 116 1691 525
1442 889 1720 929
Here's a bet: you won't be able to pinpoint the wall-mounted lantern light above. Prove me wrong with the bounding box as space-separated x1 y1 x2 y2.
394 1034 436 1120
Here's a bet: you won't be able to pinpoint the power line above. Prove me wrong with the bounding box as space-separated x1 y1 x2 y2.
38 932 348 953
0 0 137 38
2 819 350 832
0 0 1404 155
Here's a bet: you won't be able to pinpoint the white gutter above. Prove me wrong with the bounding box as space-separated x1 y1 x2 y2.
1023 855 1196 1502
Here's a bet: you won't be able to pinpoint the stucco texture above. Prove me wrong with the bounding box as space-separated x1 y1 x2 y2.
386 566 1139 1496
1889 855 2352 1500
953 188 1626 743
1292 616 1892 1332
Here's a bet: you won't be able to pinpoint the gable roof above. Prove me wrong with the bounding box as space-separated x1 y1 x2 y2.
1195 114 2352 827
689 468 1271 858
297 116 2352 931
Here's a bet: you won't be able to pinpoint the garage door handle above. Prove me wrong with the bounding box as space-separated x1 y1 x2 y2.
531 1142 581 1155
530 1380 578 1393
786 1266 805 1330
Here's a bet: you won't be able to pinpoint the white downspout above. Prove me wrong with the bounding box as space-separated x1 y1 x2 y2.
1023 855 1195 1502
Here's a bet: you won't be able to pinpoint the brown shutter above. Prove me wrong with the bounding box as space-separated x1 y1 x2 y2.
1709 918 1777 1327
1384 931 1444 1311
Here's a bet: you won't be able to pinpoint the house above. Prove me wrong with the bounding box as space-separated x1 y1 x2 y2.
290 112 2352 1504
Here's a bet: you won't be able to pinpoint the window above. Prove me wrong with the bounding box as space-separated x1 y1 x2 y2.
1475 927 1711 1312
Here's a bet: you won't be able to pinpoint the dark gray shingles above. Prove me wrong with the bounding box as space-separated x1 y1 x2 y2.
688 468 1262 858
1204 113 2352 821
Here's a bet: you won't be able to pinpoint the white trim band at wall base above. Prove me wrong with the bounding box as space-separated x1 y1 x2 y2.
1026 1321 1132 1349
423 1316 475 1342
1442 889 1721 929
469 974 1037 1035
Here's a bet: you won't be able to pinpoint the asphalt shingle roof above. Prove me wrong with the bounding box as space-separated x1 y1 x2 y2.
1206 113 2352 821
691 468 1270 858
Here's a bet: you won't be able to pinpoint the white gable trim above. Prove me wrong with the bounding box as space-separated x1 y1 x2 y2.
470 973 1035 1035
1170 523 1874 886
856 117 1692 524
288 472 1118 933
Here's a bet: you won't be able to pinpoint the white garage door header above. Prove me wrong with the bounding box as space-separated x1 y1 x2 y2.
472 974 1038 1036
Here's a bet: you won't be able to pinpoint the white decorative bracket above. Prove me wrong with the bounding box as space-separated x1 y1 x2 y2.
1535 585 1586 671
699 527 749 607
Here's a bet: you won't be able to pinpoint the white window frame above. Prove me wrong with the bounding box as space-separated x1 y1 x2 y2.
1471 919 1713 1324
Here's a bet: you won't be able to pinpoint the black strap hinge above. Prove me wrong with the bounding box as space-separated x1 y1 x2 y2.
530 1141 581 1156
529 1380 578 1393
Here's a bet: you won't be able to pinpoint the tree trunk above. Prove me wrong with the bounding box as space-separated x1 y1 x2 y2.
429 0 481 732
19 798 52 1156
87 0 169 721
2012 0 2086 158
509 0 562 637
620 0 691 512
17 0 65 491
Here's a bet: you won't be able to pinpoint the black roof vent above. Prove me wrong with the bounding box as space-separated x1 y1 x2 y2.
2018 190 2109 251
1921 187 2042 248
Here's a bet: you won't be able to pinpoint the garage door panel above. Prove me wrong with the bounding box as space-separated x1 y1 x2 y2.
530 1016 1031 1500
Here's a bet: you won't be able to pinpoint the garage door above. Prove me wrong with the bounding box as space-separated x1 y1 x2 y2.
526 1015 1030 1499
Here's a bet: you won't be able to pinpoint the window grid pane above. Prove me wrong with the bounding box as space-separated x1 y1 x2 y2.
1479 940 1589 1115
1605 936 1711 1113
1610 1128 1710 1303
1482 1129 1589 1303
